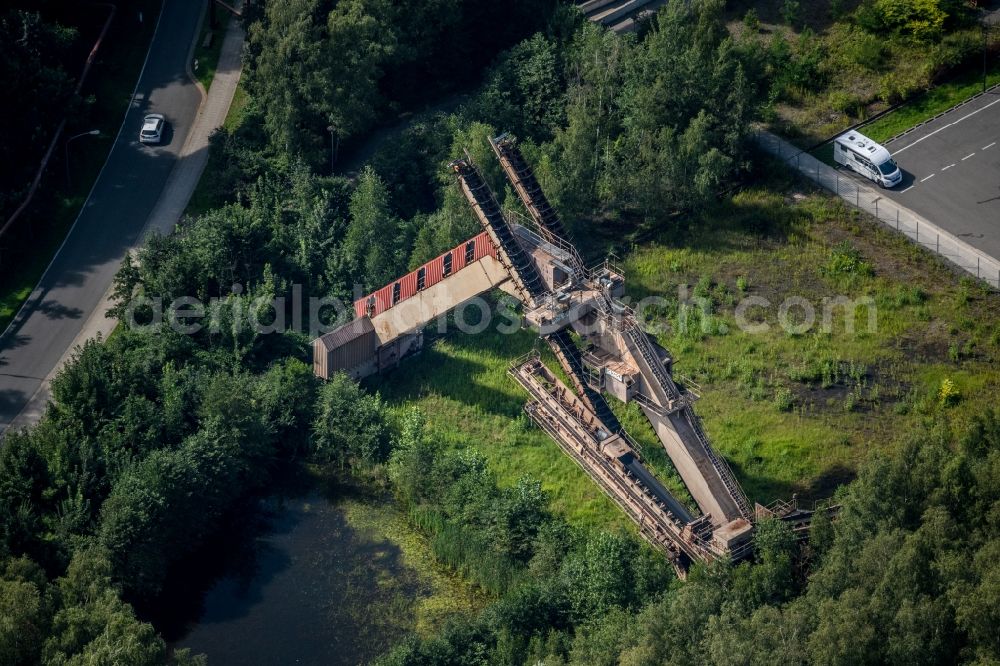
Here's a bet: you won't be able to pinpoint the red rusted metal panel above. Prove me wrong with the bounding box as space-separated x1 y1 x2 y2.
353 231 498 317
424 256 443 288
453 245 467 273
477 233 495 260
398 272 417 302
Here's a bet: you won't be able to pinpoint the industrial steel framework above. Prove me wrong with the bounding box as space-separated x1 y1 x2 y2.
313 133 823 574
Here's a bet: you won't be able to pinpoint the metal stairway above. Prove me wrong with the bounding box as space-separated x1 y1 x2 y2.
548 329 623 433
682 409 753 520
450 158 544 305
623 319 679 401
452 156 625 435
595 301 679 405
491 134 571 242
598 296 753 521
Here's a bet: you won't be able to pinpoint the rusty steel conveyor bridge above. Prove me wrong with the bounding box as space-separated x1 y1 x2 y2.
314 133 821 573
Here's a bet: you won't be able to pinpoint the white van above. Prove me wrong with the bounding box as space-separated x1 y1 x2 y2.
834 131 902 188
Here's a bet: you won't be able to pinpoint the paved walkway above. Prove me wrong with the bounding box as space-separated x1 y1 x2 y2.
6 6 246 432
755 129 1000 290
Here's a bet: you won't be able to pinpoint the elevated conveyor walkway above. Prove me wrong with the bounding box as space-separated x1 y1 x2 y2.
592 301 753 524
452 156 625 434
509 353 705 568
493 139 755 528
491 134 572 244
450 158 544 306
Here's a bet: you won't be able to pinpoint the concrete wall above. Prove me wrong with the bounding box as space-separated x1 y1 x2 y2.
642 405 743 525
369 255 511 343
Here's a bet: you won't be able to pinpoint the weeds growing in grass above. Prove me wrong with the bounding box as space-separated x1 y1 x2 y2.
773 387 794 412
823 241 874 279
622 185 1000 503
938 378 960 407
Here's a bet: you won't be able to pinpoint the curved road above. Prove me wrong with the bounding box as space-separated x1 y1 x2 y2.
0 0 205 431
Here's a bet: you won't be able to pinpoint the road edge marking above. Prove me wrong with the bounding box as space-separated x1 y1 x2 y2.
894 97 1000 155
0 0 168 344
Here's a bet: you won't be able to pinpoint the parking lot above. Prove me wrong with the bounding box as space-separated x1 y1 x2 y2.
851 88 1000 262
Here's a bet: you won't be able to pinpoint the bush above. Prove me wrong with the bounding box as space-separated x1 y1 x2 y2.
823 241 874 277
844 31 889 69
857 0 953 42
879 71 925 104
773 387 795 412
781 0 801 26
828 90 864 116
938 377 960 406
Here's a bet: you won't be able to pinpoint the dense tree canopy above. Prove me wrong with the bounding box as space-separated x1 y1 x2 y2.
3 0 993 663
0 8 77 217
381 412 1000 665
244 0 558 169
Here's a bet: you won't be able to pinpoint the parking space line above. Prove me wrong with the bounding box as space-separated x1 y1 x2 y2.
961 153 975 160
941 164 955 170
921 174 936 182
984 142 997 150
900 185 915 193
894 97 1000 154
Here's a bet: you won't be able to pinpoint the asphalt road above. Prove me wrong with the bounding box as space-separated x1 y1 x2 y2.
0 0 204 431
863 89 1000 261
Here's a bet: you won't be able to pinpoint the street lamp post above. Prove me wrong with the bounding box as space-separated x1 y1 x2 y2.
65 129 100 188
984 24 989 94
326 124 339 172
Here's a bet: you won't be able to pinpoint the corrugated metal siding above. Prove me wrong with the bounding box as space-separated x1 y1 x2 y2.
313 317 379 378
424 257 442 285
354 231 498 318
330 328 378 372
320 316 376 350
313 338 327 378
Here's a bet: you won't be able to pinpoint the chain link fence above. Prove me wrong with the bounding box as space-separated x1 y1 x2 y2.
755 130 1000 289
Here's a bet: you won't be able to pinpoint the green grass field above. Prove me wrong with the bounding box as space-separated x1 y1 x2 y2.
192 8 233 92
372 326 632 532
372 179 1000 531
624 185 1000 504
863 62 1000 143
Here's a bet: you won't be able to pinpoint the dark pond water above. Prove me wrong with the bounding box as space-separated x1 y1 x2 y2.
170 487 423 665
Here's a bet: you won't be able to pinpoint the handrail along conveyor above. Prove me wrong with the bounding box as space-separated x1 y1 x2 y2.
312 133 818 573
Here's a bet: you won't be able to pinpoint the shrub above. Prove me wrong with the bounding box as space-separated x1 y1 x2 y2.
878 71 924 104
773 387 795 412
824 241 874 277
828 90 864 116
845 30 889 68
693 275 714 303
858 0 951 42
938 377 960 406
948 343 960 362
781 0 801 26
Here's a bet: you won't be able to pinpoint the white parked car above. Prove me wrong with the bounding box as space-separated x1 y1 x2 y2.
139 114 165 144
833 130 902 188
